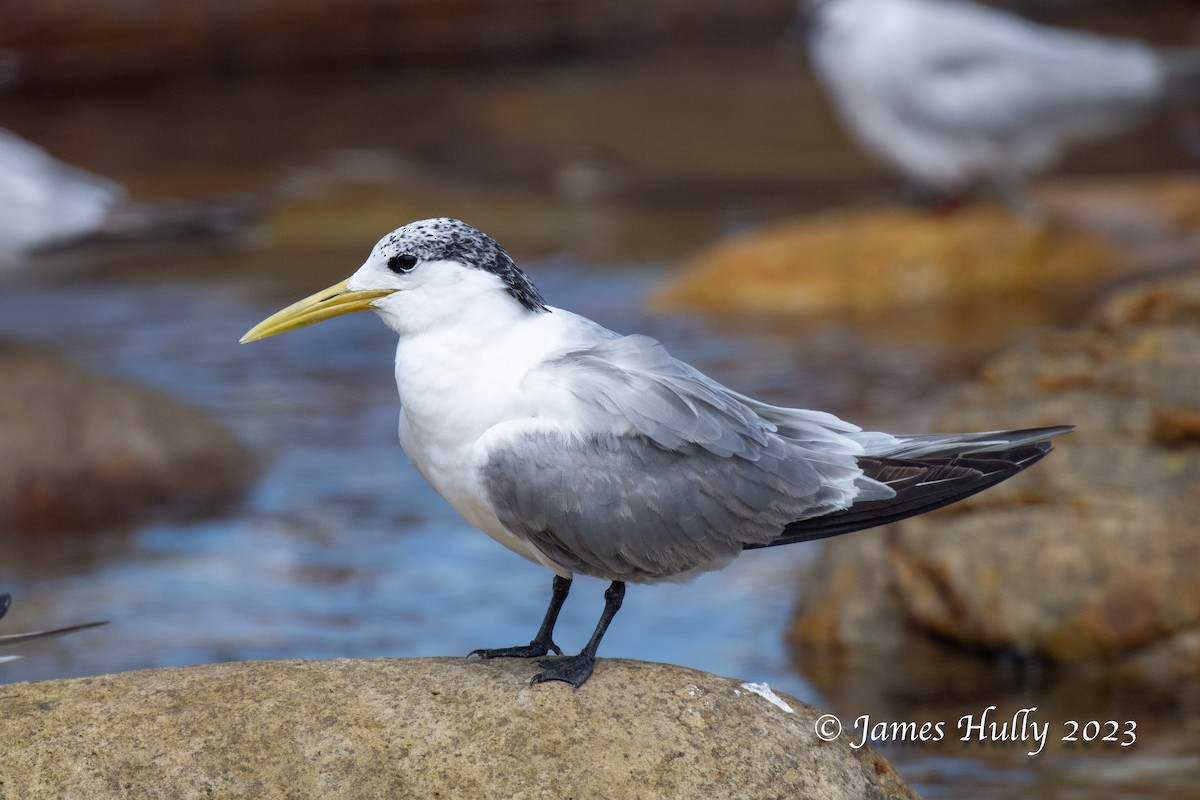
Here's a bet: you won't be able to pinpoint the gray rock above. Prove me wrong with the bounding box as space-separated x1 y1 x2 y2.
0 342 253 530
0 657 920 800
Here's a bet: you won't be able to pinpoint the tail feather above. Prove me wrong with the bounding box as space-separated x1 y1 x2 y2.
866 425 1073 459
746 439 1058 550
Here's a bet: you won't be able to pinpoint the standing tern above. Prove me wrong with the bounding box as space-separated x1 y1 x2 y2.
242 218 1070 687
798 0 1200 203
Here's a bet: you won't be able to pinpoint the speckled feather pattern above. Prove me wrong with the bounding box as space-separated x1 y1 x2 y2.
380 218 547 313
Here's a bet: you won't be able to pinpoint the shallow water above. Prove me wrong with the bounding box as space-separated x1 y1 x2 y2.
1 237 931 693
1 47 1197 799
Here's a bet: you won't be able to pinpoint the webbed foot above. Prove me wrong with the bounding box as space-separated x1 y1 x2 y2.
531 653 595 688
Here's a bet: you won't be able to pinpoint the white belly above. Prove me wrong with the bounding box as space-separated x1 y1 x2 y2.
391 313 590 576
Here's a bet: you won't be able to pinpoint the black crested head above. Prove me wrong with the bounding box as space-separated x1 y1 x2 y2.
381 218 548 313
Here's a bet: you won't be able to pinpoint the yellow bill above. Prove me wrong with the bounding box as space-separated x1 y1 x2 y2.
240 279 395 343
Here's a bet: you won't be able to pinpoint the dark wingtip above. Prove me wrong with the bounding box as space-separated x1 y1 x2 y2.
751 438 1064 550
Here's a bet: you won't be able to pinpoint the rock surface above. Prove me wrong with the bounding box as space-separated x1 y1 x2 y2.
0 342 253 531
0 657 919 800
790 273 1200 681
653 175 1200 326
653 204 1116 317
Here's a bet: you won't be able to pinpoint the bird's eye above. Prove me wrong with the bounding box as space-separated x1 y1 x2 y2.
388 254 419 273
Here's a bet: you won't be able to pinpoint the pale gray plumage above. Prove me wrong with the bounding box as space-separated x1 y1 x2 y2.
802 0 1198 193
480 330 1064 582
484 430 856 582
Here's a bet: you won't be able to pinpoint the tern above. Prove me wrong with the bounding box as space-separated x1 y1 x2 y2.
797 0 1200 203
0 593 108 663
0 127 256 268
0 128 124 264
242 218 1070 687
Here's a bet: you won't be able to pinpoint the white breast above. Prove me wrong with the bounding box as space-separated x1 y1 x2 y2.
391 305 605 574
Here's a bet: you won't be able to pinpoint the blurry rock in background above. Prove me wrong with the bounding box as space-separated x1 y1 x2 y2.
0 342 255 533
0 128 258 269
654 175 1200 357
798 0 1200 206
0 1 803 87
790 270 1200 685
0 0 1183 88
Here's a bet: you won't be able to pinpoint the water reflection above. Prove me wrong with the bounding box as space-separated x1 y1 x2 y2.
797 641 1200 799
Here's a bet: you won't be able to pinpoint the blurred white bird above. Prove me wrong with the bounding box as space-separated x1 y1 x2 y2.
242 218 1070 688
0 593 108 663
0 128 125 263
0 128 256 267
798 0 1200 204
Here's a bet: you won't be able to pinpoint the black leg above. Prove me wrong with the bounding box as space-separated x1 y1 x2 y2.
469 575 571 659
532 580 625 689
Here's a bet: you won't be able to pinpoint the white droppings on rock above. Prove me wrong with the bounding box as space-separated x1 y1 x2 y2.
740 682 795 714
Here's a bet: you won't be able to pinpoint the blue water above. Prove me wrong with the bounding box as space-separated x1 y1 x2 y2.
0 252 843 700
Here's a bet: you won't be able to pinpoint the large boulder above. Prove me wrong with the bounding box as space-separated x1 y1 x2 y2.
0 657 920 799
0 342 253 531
653 176 1200 334
653 204 1117 317
790 273 1200 682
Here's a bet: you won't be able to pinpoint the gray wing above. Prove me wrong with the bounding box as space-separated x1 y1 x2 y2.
481 428 850 583
890 2 1162 142
526 333 877 460
479 335 891 583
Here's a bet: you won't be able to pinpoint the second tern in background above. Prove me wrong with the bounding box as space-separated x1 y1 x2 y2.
799 0 1200 203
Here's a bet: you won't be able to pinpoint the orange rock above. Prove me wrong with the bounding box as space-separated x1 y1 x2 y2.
789 272 1200 681
652 204 1119 318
